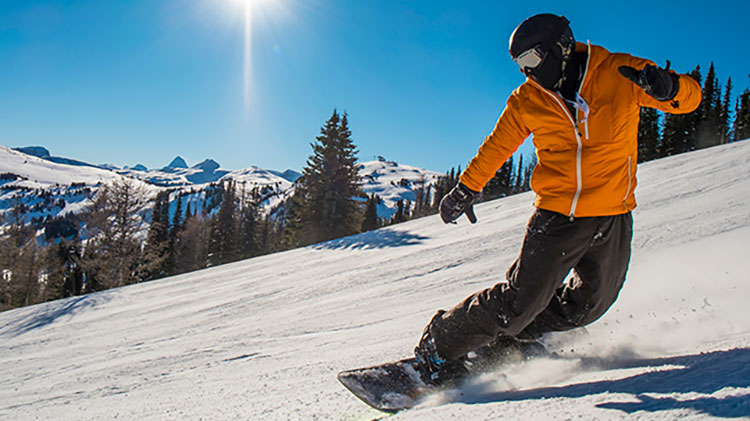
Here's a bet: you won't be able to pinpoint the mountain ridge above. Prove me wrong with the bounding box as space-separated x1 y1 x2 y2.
0 145 443 238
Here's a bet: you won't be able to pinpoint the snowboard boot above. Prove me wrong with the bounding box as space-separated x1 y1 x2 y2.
464 335 548 374
414 330 469 387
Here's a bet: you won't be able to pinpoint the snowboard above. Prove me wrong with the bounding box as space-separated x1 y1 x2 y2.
338 337 549 413
337 357 432 413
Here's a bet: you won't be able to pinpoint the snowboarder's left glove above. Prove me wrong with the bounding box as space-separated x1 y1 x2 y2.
618 62 679 101
440 183 478 224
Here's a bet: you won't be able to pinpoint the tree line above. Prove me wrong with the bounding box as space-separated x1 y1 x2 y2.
0 178 269 309
2 61 749 311
638 62 750 161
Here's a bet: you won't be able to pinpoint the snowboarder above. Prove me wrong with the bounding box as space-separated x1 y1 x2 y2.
415 13 703 385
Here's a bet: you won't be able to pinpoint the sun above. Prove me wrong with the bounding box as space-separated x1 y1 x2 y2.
227 0 281 23
234 0 266 6
229 0 275 10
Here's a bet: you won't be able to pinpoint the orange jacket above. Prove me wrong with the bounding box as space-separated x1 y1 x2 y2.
460 42 702 217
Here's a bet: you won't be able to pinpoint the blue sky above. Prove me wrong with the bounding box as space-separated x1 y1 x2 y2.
1 0 748 174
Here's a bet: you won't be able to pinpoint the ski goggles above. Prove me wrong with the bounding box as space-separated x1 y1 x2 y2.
513 46 545 71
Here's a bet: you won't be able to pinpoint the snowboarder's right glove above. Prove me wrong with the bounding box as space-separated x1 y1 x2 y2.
618 62 680 101
439 183 478 224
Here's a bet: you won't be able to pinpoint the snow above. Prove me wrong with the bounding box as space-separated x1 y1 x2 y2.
1 141 749 420
358 159 442 218
0 145 123 188
0 146 158 228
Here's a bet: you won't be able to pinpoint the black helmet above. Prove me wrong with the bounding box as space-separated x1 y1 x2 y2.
509 14 575 90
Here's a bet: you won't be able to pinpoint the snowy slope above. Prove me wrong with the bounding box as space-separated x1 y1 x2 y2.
1 141 749 420
0 145 123 188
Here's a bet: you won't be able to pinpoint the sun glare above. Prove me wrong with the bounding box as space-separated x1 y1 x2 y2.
218 0 285 116
243 0 253 116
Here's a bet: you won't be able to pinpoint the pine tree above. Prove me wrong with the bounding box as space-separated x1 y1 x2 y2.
257 214 278 255
79 178 149 290
422 184 432 216
279 191 305 250
286 110 363 246
513 155 525 193
209 181 240 266
16 238 41 308
167 192 184 275
720 78 733 144
662 66 702 156
238 186 260 260
432 166 463 211
171 193 184 236
361 194 381 232
661 112 684 157
391 199 406 225
37 242 63 304
482 158 515 201
143 190 171 280
174 210 210 274
0 211 17 309
638 107 661 162
412 175 431 218
0 206 43 308
58 239 84 298
734 83 750 142
521 154 536 192
431 169 451 211
696 62 722 149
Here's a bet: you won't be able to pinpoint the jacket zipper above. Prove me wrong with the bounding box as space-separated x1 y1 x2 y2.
528 82 583 218
622 155 632 207
527 41 592 219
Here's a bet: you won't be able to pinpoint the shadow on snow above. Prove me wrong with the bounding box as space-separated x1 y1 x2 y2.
314 229 429 251
457 348 750 419
0 293 111 338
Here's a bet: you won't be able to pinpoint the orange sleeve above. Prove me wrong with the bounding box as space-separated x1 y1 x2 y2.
658 71 702 114
625 55 703 114
460 93 530 192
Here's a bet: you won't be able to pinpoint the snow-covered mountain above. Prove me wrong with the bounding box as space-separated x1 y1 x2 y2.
359 157 442 218
1 140 748 420
116 158 229 187
0 146 158 224
0 146 443 238
1 146 128 188
13 146 109 170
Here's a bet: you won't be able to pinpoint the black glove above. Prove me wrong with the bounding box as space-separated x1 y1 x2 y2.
439 183 479 224
618 62 680 101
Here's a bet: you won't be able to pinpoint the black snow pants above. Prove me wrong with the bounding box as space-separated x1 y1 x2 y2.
426 208 633 362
